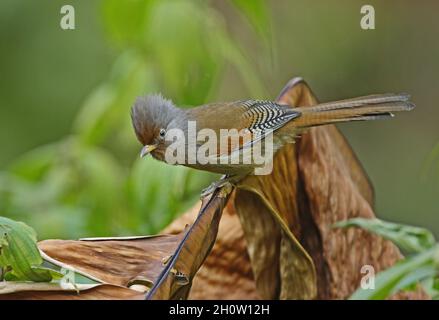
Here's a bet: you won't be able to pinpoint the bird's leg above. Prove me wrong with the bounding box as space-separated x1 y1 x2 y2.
200 174 243 199
200 175 231 199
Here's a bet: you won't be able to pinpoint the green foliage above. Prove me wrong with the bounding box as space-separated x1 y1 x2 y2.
0 216 104 288
334 218 436 254
335 218 439 300
0 216 52 282
0 0 271 239
352 246 438 300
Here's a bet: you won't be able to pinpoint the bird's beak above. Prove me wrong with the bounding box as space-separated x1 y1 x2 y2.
140 144 157 158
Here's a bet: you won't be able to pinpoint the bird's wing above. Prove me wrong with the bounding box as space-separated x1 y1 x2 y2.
239 100 301 146
193 100 301 160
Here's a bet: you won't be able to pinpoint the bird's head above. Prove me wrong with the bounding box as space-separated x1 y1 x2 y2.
131 94 183 160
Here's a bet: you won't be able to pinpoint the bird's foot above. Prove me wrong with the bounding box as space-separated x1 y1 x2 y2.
200 176 235 199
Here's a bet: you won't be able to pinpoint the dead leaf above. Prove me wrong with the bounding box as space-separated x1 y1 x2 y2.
147 188 231 299
39 235 183 288
164 196 260 299
1 284 145 300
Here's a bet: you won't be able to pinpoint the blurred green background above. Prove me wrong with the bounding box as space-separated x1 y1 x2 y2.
0 0 437 239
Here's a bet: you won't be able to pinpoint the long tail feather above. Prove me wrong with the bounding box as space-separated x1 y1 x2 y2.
291 93 414 128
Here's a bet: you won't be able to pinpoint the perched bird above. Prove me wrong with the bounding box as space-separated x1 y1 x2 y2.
131 93 414 195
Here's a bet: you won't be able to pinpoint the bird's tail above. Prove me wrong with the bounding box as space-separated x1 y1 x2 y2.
291 93 414 128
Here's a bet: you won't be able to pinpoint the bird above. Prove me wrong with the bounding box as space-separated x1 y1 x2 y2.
131 92 414 196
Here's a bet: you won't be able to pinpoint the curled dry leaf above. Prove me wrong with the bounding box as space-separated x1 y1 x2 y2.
164 194 260 300
0 234 183 299
146 188 232 300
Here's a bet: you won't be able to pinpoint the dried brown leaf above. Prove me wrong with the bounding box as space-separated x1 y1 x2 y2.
1 284 145 300
147 188 232 299
164 196 260 299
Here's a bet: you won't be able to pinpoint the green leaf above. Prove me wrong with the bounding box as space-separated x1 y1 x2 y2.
349 245 438 300
0 216 51 282
420 277 439 299
334 218 436 253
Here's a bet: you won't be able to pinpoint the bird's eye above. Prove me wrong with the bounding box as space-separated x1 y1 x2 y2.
159 128 166 138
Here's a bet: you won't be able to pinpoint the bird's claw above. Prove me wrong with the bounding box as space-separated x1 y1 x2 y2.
200 182 220 199
200 179 234 199
218 181 233 198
